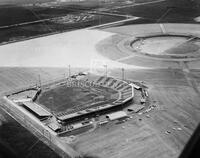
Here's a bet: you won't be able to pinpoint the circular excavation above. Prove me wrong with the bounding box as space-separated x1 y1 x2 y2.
97 23 200 68
124 34 200 60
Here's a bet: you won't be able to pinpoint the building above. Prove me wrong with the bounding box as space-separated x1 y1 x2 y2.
106 111 127 121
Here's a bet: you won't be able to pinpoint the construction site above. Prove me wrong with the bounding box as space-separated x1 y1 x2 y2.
0 0 200 158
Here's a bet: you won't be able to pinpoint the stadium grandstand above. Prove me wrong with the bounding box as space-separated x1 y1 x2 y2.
4 73 136 135
55 75 134 124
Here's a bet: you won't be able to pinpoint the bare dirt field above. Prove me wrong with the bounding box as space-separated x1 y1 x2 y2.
75 119 176 158
0 64 199 158
131 36 199 55
97 23 200 68
0 67 64 93
74 68 200 158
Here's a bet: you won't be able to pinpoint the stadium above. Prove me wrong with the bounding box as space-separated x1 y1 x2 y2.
2 72 147 157
0 0 200 158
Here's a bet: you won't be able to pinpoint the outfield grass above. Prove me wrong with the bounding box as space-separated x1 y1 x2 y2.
36 83 115 113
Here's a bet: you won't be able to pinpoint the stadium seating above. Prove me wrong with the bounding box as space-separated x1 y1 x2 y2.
108 79 117 88
95 76 105 84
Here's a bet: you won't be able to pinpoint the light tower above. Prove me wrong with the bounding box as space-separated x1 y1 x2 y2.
38 74 41 87
104 64 107 77
68 65 71 77
122 68 125 80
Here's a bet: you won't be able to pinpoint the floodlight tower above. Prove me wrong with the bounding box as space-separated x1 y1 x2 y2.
68 65 71 77
38 74 41 87
122 68 125 80
104 64 108 77
49 96 54 115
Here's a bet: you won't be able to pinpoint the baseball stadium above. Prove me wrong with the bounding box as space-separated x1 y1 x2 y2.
0 0 200 158
2 72 147 157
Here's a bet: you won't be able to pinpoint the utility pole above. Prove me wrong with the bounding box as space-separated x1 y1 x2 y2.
122 68 125 80
104 65 107 77
68 65 71 77
38 74 41 87
49 96 54 115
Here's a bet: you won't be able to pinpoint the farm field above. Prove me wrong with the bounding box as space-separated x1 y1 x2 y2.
1 0 200 44
0 0 134 44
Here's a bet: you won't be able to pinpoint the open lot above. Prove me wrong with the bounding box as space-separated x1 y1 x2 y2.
74 68 200 158
0 67 69 94
75 119 176 158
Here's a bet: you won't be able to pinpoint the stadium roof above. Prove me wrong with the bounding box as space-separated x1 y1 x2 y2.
23 101 51 117
56 104 116 121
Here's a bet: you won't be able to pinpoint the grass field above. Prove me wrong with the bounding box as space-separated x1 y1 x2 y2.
37 84 114 113
36 74 119 113
1 0 199 44
0 0 130 44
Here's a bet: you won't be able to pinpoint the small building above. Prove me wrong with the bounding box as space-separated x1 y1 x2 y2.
48 122 61 132
72 122 83 129
129 83 141 90
127 104 145 113
106 111 127 121
99 120 108 125
140 98 146 104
